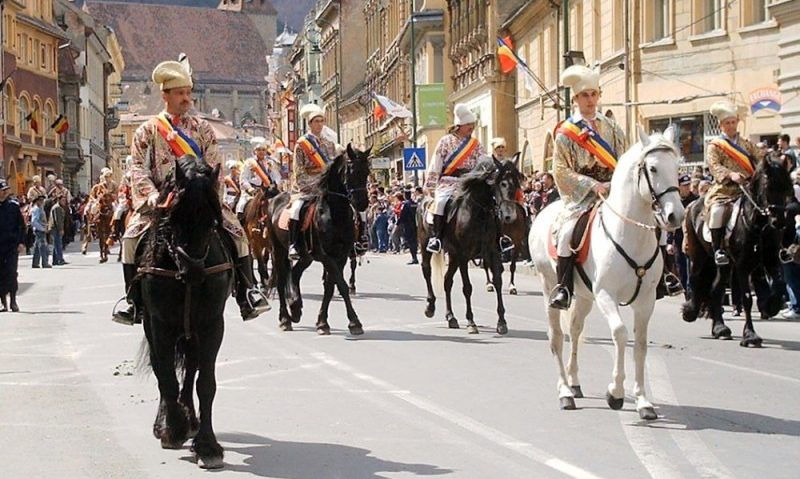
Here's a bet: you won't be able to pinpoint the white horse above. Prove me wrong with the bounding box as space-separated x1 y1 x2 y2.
529 126 683 420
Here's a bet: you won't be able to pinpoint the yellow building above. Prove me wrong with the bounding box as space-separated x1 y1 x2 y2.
316 0 341 138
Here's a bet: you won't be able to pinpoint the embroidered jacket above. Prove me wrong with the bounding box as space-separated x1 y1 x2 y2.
553 113 626 213
705 133 762 207
425 133 487 190
291 132 337 195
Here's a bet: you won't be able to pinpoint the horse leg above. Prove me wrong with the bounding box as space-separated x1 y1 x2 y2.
710 266 732 339
545 295 575 409
566 297 591 398
458 260 477 334
443 260 460 329
489 254 507 335
595 290 627 409
329 255 363 335
508 252 518 295
273 248 293 331
148 322 190 449
349 255 357 294
421 250 436 318
737 270 762 348
81 224 90 254
632 298 658 420
191 321 224 469
484 264 494 292
179 338 200 437
316 267 335 335
288 257 312 323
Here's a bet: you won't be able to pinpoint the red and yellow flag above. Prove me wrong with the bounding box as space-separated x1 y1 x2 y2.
497 37 519 74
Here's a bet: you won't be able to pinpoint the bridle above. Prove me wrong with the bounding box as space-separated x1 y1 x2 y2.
637 144 681 227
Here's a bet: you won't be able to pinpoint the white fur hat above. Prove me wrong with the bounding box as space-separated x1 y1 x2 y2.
490 137 506 149
32 175 41 183
100 167 112 177
561 65 600 96
250 136 270 150
152 60 193 91
225 160 240 171
710 101 738 122
453 103 476 126
300 103 325 123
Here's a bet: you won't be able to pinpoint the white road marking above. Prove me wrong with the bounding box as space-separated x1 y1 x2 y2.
647 355 735 478
691 356 800 385
311 351 603 479
24 299 117 310
216 362 322 385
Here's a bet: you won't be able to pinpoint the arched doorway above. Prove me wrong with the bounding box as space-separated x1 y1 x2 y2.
542 131 555 172
7 159 20 195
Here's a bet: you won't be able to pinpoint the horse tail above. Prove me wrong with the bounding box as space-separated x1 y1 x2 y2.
431 251 445 296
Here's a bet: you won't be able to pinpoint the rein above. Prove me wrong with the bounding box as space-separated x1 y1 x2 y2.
738 183 771 217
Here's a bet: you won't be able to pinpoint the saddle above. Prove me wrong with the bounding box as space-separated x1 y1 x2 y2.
278 201 317 232
547 204 600 264
701 198 741 244
424 198 456 225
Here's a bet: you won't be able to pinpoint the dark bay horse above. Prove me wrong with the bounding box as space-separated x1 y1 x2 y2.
268 144 370 335
418 159 522 334
682 156 792 347
242 185 281 292
137 156 233 469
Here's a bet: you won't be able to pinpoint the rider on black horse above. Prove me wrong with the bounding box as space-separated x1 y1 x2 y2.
112 57 270 325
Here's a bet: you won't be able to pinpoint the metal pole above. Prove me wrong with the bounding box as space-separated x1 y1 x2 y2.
409 0 418 186
336 1 342 142
623 0 632 140
562 0 570 105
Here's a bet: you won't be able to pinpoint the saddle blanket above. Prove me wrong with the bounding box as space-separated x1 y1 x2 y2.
701 199 741 244
547 205 599 265
277 203 317 232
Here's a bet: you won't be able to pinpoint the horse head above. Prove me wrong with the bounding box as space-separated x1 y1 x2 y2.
630 124 684 231
155 155 222 271
346 143 371 212
750 154 793 230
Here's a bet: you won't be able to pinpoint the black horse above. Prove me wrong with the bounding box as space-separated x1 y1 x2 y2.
137 156 233 468
417 159 522 335
268 144 370 335
682 156 792 347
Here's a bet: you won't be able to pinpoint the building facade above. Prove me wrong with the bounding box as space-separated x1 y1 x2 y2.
1 0 67 196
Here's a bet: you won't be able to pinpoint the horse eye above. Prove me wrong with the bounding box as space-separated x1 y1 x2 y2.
649 166 657 173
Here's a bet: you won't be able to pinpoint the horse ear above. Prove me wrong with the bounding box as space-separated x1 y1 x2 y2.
211 163 221 182
347 143 356 160
513 152 521 171
637 124 650 147
662 124 676 145
174 159 186 183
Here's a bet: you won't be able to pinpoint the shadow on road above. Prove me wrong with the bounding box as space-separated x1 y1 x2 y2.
303 292 427 302
345 328 502 345
643 404 800 437
192 431 453 478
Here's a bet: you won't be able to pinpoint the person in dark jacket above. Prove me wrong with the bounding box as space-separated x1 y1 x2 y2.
398 188 418 264
0 179 27 312
666 174 699 298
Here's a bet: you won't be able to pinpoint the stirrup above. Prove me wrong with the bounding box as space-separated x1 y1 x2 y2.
664 272 684 297
288 245 301 261
426 237 441 253
714 250 729 266
548 285 572 310
111 297 137 326
355 240 369 255
499 235 515 253
779 248 794 264
246 287 271 316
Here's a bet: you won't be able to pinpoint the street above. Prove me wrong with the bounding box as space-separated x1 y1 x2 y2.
1 243 799 479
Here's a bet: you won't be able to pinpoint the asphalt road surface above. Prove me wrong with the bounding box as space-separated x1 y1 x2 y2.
1 243 799 478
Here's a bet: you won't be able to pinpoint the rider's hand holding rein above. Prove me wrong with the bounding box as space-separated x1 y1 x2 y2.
147 193 159 209
729 172 746 185
593 182 610 196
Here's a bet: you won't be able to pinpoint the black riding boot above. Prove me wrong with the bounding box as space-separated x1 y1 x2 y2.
426 214 444 253
112 264 140 325
235 255 271 321
288 218 302 260
711 227 728 266
1 294 7 312
657 246 683 299
549 255 575 310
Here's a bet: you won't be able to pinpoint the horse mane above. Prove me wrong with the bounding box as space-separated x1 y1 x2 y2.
454 160 496 200
309 154 346 197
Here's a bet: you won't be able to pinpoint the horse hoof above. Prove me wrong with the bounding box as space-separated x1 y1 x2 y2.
160 437 185 450
279 321 293 332
559 397 576 410
740 335 763 348
424 307 435 318
496 324 508 335
316 325 331 335
447 318 459 329
197 455 224 469
486 284 494 292
570 385 584 398
509 287 517 295
81 250 87 255
681 302 698 323
349 286 356 295
467 325 479 334
349 323 364 336
606 392 624 410
712 323 732 340
638 406 658 420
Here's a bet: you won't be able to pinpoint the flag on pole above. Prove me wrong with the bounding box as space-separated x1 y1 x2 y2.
51 114 70 134
372 93 412 119
497 36 519 74
372 97 387 120
25 107 39 134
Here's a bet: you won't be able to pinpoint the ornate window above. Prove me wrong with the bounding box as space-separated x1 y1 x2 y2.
18 96 29 133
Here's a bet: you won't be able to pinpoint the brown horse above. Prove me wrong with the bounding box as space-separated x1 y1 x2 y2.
92 192 114 263
242 186 280 292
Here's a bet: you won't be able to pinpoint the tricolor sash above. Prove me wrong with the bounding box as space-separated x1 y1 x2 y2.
297 135 329 169
711 137 755 176
557 118 617 171
443 137 479 176
155 114 202 159
250 159 272 186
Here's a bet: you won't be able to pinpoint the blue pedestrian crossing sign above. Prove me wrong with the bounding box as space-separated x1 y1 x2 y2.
403 147 426 171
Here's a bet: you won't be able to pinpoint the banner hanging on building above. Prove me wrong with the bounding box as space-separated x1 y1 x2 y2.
749 86 781 115
416 83 446 128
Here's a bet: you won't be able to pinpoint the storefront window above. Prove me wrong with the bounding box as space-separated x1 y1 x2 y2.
649 115 705 165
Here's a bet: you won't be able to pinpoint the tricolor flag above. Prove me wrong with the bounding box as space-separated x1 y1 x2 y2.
372 98 387 120
497 36 519 74
51 114 69 134
25 107 40 134
372 93 412 120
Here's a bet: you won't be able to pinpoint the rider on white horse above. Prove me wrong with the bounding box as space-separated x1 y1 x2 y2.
425 104 490 254
236 137 282 219
705 101 762 266
549 65 627 310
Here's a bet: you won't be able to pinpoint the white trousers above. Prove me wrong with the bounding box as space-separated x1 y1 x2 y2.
708 203 728 229
433 188 453 216
288 198 305 220
556 218 577 257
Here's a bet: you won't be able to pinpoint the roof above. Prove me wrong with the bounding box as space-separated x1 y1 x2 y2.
85 1 270 84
